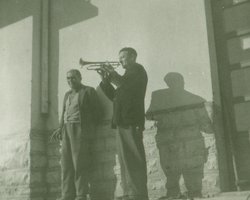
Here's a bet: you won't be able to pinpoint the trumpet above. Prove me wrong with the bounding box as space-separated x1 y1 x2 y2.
79 58 120 70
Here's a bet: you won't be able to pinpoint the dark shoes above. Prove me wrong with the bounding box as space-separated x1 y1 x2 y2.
120 195 149 200
56 197 87 200
158 193 200 200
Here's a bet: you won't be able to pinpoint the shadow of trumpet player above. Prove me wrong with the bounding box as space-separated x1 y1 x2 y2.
146 72 214 200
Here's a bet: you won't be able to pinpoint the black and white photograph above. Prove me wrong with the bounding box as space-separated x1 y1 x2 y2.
1 0 250 200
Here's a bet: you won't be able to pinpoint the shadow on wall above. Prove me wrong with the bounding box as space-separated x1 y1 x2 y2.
88 86 117 200
49 0 98 128
0 0 35 29
0 1 115 199
146 72 214 199
0 1 48 200
46 1 99 200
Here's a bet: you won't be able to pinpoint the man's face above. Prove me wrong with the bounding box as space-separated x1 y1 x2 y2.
67 72 81 89
119 51 135 68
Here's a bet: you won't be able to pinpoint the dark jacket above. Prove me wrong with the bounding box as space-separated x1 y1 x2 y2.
100 63 148 129
60 84 101 133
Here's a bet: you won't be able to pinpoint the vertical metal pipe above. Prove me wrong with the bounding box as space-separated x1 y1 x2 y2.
41 0 49 114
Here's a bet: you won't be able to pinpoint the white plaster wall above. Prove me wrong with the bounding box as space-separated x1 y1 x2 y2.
0 17 33 197
0 17 32 135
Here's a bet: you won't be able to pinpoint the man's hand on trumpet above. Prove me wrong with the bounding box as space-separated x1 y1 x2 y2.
98 62 122 87
102 63 115 73
96 63 112 83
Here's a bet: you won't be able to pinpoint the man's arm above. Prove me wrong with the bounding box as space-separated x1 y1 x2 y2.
99 81 115 101
59 93 68 128
110 66 147 93
108 71 123 87
50 93 67 142
88 87 103 124
196 105 214 134
146 92 156 120
102 63 147 91
97 68 116 101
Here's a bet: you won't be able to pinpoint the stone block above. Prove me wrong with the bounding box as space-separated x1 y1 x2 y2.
48 156 60 169
29 198 45 200
149 179 165 191
31 141 46 153
30 171 44 185
0 137 29 170
91 180 116 200
204 134 216 148
0 185 30 197
47 184 61 199
46 169 61 184
149 190 166 200
205 152 219 171
145 147 158 158
96 86 113 121
92 138 105 152
105 136 116 151
30 185 47 198
0 169 30 186
147 159 158 175
92 151 116 164
103 163 116 180
91 165 104 181
31 154 47 168
47 144 61 156
96 124 116 138
202 173 220 195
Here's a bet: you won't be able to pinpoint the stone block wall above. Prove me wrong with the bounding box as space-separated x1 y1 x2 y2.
45 121 118 200
0 130 30 200
143 102 226 200
46 138 61 200
144 128 221 200
90 120 117 200
0 129 48 200
44 102 225 200
30 130 48 200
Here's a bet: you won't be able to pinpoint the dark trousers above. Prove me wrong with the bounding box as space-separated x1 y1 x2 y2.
158 145 204 198
61 123 91 200
116 126 149 200
163 166 203 197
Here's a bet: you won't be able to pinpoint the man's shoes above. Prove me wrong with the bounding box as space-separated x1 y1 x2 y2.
75 196 87 200
56 198 86 200
121 195 149 200
158 193 191 200
56 198 70 200
158 196 170 200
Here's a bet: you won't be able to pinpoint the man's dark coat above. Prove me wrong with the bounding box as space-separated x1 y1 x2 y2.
60 84 101 133
100 63 148 129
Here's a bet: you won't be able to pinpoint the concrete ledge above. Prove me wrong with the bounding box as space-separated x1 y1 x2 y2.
210 191 250 200
152 191 250 200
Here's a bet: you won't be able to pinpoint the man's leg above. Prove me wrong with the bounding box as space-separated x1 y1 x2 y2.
165 171 181 199
183 165 204 198
61 124 76 200
117 126 149 200
158 145 181 199
69 123 90 200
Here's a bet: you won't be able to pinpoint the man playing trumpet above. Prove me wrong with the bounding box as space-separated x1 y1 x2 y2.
98 47 149 200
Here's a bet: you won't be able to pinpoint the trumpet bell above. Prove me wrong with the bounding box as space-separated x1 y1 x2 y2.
79 59 95 66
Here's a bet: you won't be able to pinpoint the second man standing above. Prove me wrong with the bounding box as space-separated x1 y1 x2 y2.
99 47 149 200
